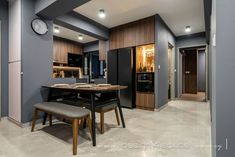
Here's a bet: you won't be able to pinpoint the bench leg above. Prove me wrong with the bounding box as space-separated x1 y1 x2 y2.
49 114 52 126
100 112 104 134
115 107 120 126
31 109 39 132
72 119 79 155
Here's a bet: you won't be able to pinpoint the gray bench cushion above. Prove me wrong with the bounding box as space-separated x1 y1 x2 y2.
34 102 90 118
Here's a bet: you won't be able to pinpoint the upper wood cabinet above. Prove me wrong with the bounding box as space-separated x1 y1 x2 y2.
110 27 124 50
53 37 83 64
135 17 155 46
123 22 136 48
109 16 155 50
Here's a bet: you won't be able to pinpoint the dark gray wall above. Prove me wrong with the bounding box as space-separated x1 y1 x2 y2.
35 0 56 14
0 1 9 117
155 15 176 108
35 0 90 19
55 12 109 40
204 0 212 44
21 0 81 123
83 41 99 53
198 51 206 91
176 35 206 97
212 0 235 156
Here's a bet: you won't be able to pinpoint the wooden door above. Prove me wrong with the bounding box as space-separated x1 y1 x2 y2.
184 50 197 94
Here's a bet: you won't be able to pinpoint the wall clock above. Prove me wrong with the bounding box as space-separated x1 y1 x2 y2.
31 18 48 35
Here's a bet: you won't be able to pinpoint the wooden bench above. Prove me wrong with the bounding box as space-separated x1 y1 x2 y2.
31 102 91 155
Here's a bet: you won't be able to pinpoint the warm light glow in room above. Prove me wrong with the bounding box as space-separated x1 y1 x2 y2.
136 44 155 73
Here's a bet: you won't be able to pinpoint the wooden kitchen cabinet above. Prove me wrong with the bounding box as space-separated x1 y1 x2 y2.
53 37 83 64
109 16 155 50
136 92 155 111
123 22 136 48
53 38 60 62
109 28 117 50
110 27 124 50
135 17 155 46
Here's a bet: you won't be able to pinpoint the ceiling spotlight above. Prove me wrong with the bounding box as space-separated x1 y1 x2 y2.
78 35 83 40
185 26 191 33
98 9 106 19
53 27 60 33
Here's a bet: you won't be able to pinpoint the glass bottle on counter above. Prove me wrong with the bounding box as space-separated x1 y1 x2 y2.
139 63 143 72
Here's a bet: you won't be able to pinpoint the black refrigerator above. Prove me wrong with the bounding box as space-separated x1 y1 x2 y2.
107 48 135 108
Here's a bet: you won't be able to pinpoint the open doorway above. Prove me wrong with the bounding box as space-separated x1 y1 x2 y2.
168 43 175 100
180 46 206 102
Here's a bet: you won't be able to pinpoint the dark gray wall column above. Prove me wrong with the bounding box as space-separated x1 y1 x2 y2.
0 1 9 117
21 0 83 123
212 0 235 156
155 15 176 108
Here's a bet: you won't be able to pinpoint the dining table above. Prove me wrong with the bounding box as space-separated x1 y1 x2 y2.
42 84 127 146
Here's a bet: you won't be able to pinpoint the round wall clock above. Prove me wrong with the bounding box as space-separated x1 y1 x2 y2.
31 18 48 35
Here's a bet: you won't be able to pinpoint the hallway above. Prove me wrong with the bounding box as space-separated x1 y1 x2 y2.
180 92 206 102
0 100 211 157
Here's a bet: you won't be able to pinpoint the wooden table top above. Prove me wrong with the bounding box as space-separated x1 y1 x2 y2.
42 84 127 92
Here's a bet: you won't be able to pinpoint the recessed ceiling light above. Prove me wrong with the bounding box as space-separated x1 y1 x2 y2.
98 9 106 19
53 27 60 33
78 35 83 40
185 26 191 33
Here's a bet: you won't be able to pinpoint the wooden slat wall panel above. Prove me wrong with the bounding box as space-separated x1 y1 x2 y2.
99 40 108 61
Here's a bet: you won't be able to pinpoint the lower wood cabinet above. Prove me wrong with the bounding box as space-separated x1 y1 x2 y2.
136 92 155 111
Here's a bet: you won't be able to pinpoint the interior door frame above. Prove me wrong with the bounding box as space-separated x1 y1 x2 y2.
197 48 207 93
168 43 175 100
177 44 208 101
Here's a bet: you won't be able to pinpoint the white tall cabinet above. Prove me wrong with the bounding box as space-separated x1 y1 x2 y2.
9 0 21 122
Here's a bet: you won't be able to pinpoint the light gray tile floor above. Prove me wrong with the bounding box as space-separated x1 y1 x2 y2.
0 100 211 157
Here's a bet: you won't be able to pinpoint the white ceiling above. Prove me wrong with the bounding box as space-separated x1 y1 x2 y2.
74 0 205 36
53 24 98 43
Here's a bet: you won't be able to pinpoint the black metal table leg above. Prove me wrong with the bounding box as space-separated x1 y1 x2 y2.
43 89 53 125
116 91 126 128
90 93 96 146
42 113 48 125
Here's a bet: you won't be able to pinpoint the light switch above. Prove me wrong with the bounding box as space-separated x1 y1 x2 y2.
158 65 161 70
213 34 216 47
